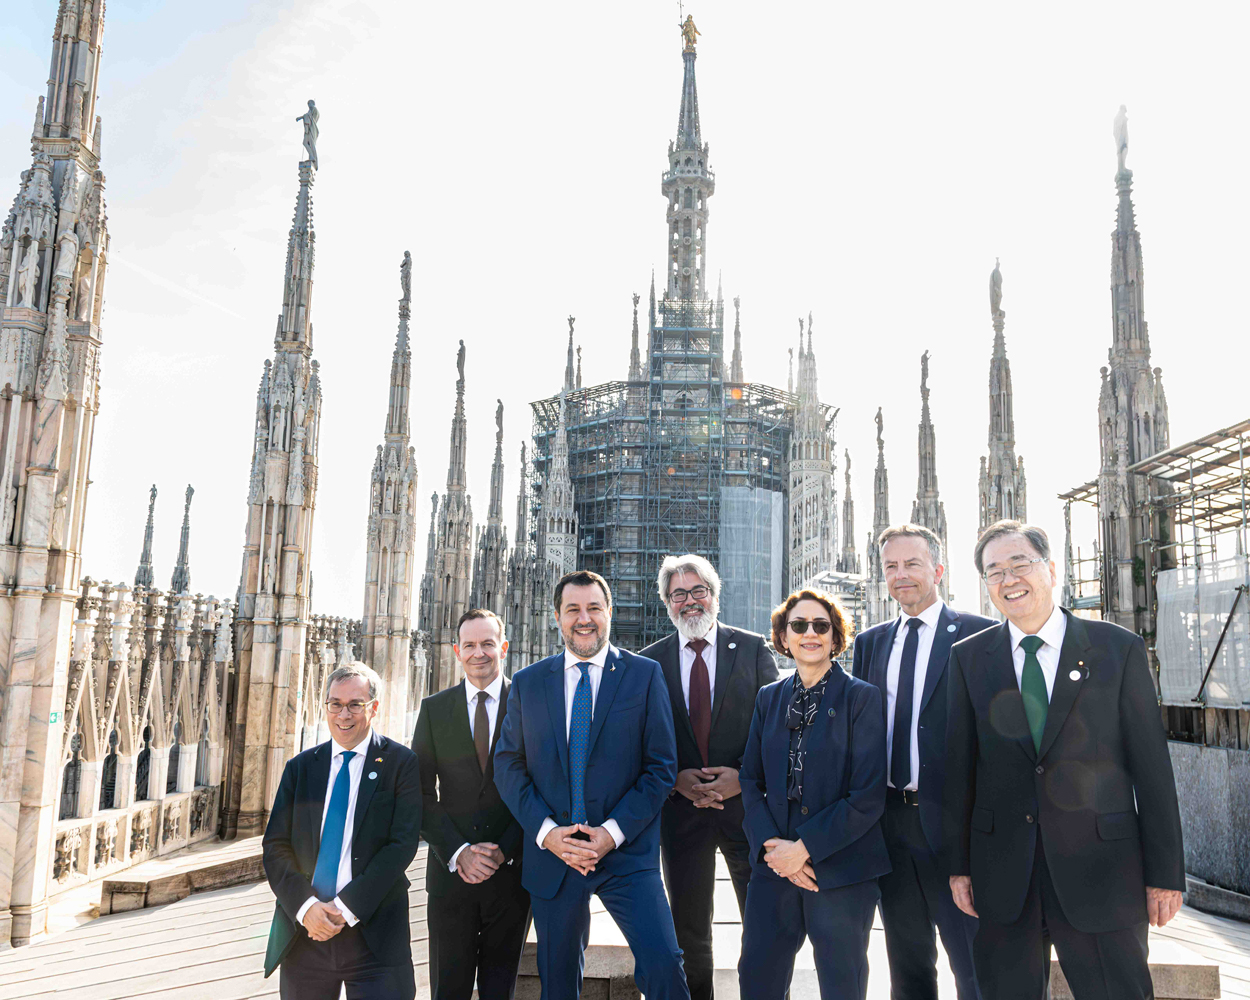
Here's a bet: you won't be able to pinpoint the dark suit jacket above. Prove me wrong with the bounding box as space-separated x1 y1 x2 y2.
262 732 422 977
641 623 779 776
852 603 996 852
740 666 891 890
943 610 1186 934
412 678 525 898
494 646 677 900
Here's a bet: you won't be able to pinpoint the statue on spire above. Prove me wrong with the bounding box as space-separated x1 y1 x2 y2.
920 350 931 405
297 100 320 168
1113 104 1129 173
456 339 466 385
875 407 884 450
496 398 504 438
680 14 700 51
990 258 1003 318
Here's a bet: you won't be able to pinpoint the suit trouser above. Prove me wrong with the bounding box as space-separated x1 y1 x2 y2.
428 868 532 1000
660 795 754 1000
531 865 689 1000
279 924 416 1000
973 837 1152 1000
878 797 980 1000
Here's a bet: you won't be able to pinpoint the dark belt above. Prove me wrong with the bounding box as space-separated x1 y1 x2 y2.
886 786 921 806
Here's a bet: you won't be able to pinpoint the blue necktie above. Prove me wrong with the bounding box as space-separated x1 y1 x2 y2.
312 749 356 901
568 663 592 825
890 618 923 791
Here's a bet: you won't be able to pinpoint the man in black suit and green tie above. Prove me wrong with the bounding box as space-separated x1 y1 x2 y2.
945 520 1185 1000
412 609 530 1000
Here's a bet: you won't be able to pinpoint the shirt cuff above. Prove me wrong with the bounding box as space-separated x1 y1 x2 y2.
537 817 557 850
295 896 317 926
333 895 359 927
449 842 470 872
603 819 626 848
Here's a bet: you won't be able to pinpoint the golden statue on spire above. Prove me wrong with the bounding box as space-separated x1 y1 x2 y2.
680 14 700 52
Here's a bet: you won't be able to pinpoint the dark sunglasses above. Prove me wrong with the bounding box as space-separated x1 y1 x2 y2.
787 619 832 635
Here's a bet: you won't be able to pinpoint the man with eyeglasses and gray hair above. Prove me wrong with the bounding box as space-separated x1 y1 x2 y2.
640 554 778 1000
262 661 423 999
944 519 1185 1000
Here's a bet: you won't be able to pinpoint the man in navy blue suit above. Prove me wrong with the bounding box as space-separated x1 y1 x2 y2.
495 570 689 1000
852 524 995 1000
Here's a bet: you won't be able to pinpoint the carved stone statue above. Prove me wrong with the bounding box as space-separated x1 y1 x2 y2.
76 273 92 321
680 14 700 50
875 407 884 447
296 100 320 168
456 340 465 383
16 241 40 307
496 399 504 435
1113 105 1129 173
989 258 1003 317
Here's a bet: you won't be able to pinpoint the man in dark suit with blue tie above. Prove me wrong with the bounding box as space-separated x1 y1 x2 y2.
852 524 995 1000
262 662 423 999
495 570 689 1000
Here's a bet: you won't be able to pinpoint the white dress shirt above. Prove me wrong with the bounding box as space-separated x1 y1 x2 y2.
449 672 505 872
536 644 627 852
1008 604 1067 700
295 729 377 927
885 600 944 791
679 621 718 711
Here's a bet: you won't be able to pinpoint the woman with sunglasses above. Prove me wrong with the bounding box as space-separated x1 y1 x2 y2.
737 589 891 1000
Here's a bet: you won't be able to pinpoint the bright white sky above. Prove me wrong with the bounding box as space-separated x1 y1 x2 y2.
2 0 1247 619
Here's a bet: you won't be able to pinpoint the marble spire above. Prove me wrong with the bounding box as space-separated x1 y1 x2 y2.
170 485 194 594
867 409 891 585
628 293 643 381
788 313 837 590
471 400 509 617
447 340 468 491
911 352 949 598
563 316 576 392
663 26 715 300
729 296 744 382
538 391 578 577
134 485 157 590
386 251 412 438
837 452 860 575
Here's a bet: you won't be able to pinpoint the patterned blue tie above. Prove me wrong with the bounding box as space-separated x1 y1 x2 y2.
311 749 356 901
568 663 593 825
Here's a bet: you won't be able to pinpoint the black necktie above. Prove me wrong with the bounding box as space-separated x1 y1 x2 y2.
891 618 923 791
474 690 490 773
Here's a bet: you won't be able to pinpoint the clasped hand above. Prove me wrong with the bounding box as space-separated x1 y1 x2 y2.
674 766 741 810
457 842 505 885
543 823 615 876
764 838 817 891
302 900 345 941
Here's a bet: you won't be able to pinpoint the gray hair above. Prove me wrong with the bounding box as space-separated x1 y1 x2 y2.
657 553 722 603
973 520 1051 575
325 661 382 702
877 523 944 568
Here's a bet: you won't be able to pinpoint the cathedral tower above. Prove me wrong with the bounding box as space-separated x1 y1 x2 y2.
537 391 578 578
0 0 110 946
911 352 949 600
224 110 323 838
1098 106 1171 630
471 400 509 619
361 253 418 739
978 260 1027 616
416 343 474 693
789 316 837 589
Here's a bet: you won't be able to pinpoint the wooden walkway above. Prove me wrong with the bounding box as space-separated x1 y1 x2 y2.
0 845 1244 999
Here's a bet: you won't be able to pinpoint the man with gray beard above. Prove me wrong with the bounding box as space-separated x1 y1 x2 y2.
641 555 779 1000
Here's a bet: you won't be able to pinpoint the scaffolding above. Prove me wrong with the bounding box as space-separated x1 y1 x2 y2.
530 307 824 649
1058 480 1104 612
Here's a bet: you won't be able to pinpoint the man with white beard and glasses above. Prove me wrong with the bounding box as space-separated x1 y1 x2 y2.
641 555 779 1000
495 570 688 1000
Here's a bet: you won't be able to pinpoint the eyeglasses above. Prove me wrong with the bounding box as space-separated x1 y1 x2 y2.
668 585 710 604
787 619 832 635
325 700 371 716
983 556 1046 586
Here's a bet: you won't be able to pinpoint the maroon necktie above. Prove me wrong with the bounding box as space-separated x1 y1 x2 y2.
688 637 711 766
474 690 490 773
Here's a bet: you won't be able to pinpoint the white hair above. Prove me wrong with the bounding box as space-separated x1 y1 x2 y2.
656 553 722 603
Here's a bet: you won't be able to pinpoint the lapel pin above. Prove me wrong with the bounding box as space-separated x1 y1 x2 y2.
610 665 616 671
1069 670 1081 682
947 624 957 632
1078 661 1084 667
828 708 836 717
729 642 737 649
368 771 378 780
374 757 383 762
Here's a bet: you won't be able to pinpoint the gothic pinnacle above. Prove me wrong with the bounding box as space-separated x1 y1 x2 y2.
134 485 157 590
170 485 195 595
564 316 576 392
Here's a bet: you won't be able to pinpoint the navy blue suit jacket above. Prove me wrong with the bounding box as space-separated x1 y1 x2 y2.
740 666 891 890
852 603 996 853
494 646 678 900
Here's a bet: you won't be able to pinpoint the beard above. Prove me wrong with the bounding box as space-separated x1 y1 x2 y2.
669 597 718 642
563 622 608 659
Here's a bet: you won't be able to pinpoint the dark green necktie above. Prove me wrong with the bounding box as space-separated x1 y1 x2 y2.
1019 635 1048 752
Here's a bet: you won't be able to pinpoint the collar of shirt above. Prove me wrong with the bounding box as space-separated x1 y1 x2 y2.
1008 603 1066 654
330 729 374 759
897 599 944 635
682 619 718 652
466 671 504 705
563 643 615 671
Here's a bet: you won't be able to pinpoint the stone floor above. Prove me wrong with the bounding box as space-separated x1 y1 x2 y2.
0 846 1243 999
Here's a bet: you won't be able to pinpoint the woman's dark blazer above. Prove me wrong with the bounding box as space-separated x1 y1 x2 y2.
740 666 891 890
